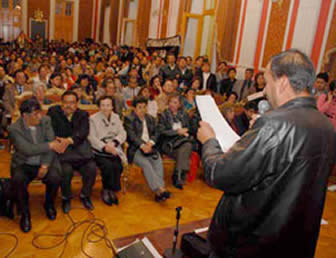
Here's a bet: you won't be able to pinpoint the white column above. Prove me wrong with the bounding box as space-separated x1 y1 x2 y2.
166 0 180 37
117 0 123 44
73 0 80 42
148 0 160 39
21 0 28 34
238 0 263 69
291 0 322 55
95 0 102 41
91 0 96 39
49 0 56 40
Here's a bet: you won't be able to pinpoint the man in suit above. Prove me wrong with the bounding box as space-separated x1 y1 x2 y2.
233 68 256 101
177 57 193 90
3 69 33 115
159 52 179 82
47 91 97 213
9 98 63 232
197 62 217 93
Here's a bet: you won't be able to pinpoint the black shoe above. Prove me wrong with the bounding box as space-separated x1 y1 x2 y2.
173 181 184 190
62 199 71 214
101 190 113 206
80 197 94 210
154 193 166 202
162 191 171 199
44 203 57 220
20 214 31 233
109 191 119 205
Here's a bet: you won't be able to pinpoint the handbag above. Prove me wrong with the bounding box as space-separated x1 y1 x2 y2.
165 135 191 154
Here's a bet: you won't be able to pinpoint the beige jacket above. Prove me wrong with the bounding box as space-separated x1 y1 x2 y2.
88 111 127 162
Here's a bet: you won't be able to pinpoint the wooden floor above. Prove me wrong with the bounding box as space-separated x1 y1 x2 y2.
0 148 335 258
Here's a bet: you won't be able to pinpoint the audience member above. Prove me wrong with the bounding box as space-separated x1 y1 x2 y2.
47 91 97 213
88 96 126 205
9 98 62 232
158 94 193 189
124 97 170 202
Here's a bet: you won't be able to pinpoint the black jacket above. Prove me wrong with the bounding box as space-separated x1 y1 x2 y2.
220 78 237 96
202 97 335 258
159 64 180 82
47 105 93 165
123 112 159 163
177 67 193 87
200 73 217 92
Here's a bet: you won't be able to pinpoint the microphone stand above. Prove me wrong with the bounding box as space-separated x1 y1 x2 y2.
163 207 183 258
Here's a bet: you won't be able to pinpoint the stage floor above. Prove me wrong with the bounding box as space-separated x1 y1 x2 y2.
0 149 335 258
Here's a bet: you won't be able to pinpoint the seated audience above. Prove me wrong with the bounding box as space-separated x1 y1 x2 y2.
233 68 256 101
158 94 193 189
317 80 336 130
70 84 92 104
88 96 126 205
312 72 329 99
220 67 237 97
149 75 163 98
124 97 170 202
9 98 62 232
3 69 33 115
215 61 228 92
138 87 158 118
47 72 65 94
198 62 217 92
222 106 239 134
177 56 193 90
183 88 196 111
122 74 141 106
47 91 97 213
254 71 266 92
156 79 175 113
33 82 53 105
234 102 258 135
190 76 202 91
159 52 179 82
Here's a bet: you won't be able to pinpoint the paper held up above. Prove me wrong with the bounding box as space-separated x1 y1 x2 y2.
196 95 240 152
247 91 264 102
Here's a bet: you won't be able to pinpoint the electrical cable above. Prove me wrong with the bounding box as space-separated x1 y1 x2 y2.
32 207 118 258
0 232 19 258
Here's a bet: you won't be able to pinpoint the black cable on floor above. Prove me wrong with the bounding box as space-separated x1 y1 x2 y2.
0 232 19 258
32 208 118 258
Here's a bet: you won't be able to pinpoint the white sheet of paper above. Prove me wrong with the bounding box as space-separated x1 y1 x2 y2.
247 91 264 102
196 95 241 152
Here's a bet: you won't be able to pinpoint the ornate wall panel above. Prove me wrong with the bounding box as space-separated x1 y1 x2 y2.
216 0 242 63
27 0 50 37
262 0 290 68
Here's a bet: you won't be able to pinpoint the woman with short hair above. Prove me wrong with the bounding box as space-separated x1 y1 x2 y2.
88 96 127 205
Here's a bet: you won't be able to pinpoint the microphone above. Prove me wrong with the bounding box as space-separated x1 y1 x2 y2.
164 207 183 258
258 100 271 114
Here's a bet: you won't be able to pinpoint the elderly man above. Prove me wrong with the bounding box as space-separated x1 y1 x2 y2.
3 69 33 115
9 98 63 232
198 49 335 258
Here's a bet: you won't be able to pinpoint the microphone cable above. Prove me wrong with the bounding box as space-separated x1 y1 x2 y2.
32 207 118 258
0 232 19 257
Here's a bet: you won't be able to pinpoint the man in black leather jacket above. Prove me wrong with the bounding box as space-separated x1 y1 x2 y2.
197 49 335 258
